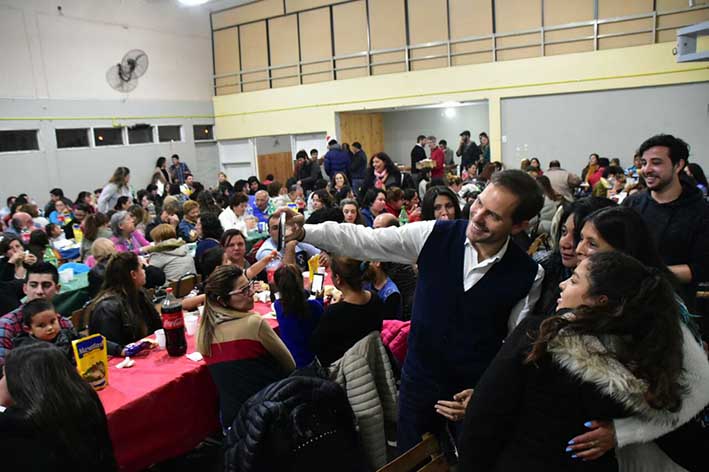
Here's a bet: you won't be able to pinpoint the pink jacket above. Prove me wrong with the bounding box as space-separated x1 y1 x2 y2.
380 319 410 366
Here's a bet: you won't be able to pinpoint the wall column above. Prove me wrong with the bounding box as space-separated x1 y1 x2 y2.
488 94 502 162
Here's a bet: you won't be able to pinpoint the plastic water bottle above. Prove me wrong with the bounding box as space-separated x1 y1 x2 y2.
161 288 187 357
399 207 409 226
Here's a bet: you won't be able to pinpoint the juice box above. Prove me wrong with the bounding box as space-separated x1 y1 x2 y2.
72 334 109 390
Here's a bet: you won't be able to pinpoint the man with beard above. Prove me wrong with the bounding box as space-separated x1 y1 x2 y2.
624 134 709 311
280 170 544 453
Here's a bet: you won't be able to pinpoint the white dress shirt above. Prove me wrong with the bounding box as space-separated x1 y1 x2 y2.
303 220 544 331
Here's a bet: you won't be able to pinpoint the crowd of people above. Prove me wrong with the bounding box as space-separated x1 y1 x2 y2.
0 132 708 470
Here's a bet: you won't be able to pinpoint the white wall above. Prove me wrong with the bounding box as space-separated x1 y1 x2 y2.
381 103 490 166
0 0 213 100
501 82 709 174
0 0 217 206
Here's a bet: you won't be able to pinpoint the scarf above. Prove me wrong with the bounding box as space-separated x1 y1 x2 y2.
374 169 388 189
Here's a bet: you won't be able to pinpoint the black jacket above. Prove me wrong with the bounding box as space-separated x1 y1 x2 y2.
532 251 570 318
410 145 426 174
349 150 368 180
88 292 162 355
460 317 631 471
225 375 365 472
13 328 81 363
624 179 709 310
360 167 402 196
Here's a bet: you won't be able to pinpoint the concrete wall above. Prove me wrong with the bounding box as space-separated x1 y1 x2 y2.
0 0 217 205
382 103 489 166
500 82 709 173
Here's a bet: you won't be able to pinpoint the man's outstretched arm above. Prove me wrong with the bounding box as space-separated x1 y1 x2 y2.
300 220 435 265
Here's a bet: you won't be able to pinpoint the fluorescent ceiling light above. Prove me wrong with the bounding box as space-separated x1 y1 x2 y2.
441 101 462 107
178 0 210 6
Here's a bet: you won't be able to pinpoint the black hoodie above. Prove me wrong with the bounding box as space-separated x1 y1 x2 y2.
624 178 709 310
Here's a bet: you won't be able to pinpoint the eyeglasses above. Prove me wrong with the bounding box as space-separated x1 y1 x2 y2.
228 280 255 296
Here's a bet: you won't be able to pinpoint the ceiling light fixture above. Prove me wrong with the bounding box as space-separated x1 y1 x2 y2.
178 0 210 6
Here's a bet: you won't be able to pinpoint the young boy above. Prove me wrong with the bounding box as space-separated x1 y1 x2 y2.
12 298 79 362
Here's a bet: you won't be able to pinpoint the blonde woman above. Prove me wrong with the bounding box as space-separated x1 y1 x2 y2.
197 265 295 427
86 237 117 297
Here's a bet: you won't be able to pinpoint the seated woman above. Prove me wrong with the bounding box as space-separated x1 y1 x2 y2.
195 212 223 269
460 252 689 472
177 200 200 242
0 234 36 282
87 237 116 298
532 197 616 318
80 212 111 261
27 230 59 267
146 224 196 282
197 265 295 427
87 252 162 356
220 229 277 281
109 211 149 254
273 264 324 368
340 198 366 225
0 344 117 470
309 257 385 366
359 188 387 227
364 261 402 320
421 186 462 221
48 199 73 226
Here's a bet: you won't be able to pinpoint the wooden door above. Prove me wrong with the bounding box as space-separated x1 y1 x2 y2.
257 152 293 185
339 112 384 159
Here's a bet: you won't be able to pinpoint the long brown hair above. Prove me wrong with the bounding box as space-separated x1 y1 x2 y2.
274 264 309 319
536 175 563 201
87 252 152 339
330 256 371 291
83 212 109 241
526 252 684 412
108 166 130 187
197 265 244 356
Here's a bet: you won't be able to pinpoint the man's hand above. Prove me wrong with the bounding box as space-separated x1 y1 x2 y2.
565 420 615 460
23 253 37 266
435 388 474 422
318 251 330 269
272 208 305 242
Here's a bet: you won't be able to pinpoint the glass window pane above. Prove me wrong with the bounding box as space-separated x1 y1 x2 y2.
193 124 214 141
158 125 182 142
93 127 124 146
0 130 39 152
128 125 154 144
56 128 90 149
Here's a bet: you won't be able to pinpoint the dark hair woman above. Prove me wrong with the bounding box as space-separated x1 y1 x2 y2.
536 175 563 235
460 251 688 472
532 197 616 318
310 189 334 211
195 212 224 271
340 198 366 225
684 162 708 196
421 186 462 221
359 188 387 227
151 156 171 193
360 152 401 195
80 212 111 261
0 344 117 470
197 265 295 426
309 257 385 366
273 264 324 368
87 252 161 356
571 206 709 471
98 167 131 214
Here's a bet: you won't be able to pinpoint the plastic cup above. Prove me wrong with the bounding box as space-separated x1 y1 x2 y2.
154 329 166 349
184 315 198 336
59 268 74 283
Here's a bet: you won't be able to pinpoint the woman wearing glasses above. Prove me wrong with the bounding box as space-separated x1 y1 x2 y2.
197 265 295 427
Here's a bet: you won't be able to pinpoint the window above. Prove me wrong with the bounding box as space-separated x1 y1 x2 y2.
128 124 154 144
158 125 182 142
56 128 90 149
0 130 39 152
93 127 124 146
193 124 214 141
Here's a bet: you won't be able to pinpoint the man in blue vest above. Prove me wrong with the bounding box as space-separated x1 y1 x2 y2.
283 169 545 454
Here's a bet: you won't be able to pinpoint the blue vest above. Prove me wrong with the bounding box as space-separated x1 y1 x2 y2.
405 220 538 391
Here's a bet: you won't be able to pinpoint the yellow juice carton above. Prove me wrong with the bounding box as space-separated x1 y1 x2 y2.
308 254 320 281
72 334 109 390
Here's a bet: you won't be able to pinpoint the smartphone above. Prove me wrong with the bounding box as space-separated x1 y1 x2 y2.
310 272 324 296
277 212 287 251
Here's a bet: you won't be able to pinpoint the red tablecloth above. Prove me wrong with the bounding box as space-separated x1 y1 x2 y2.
98 305 278 472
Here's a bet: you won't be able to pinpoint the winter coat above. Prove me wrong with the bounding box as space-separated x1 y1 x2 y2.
380 319 410 366
328 331 398 470
324 146 351 181
146 238 196 281
97 183 131 214
225 375 366 472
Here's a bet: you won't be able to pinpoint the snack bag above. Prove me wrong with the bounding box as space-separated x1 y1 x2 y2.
308 254 320 282
72 334 109 390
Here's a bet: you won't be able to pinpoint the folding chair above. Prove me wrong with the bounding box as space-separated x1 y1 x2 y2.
169 273 198 298
376 434 449 472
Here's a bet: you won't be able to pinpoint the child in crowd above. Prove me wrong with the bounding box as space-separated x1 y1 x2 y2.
45 223 67 247
12 298 80 362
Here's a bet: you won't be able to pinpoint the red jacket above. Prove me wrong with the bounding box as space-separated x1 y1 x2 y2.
430 148 445 179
